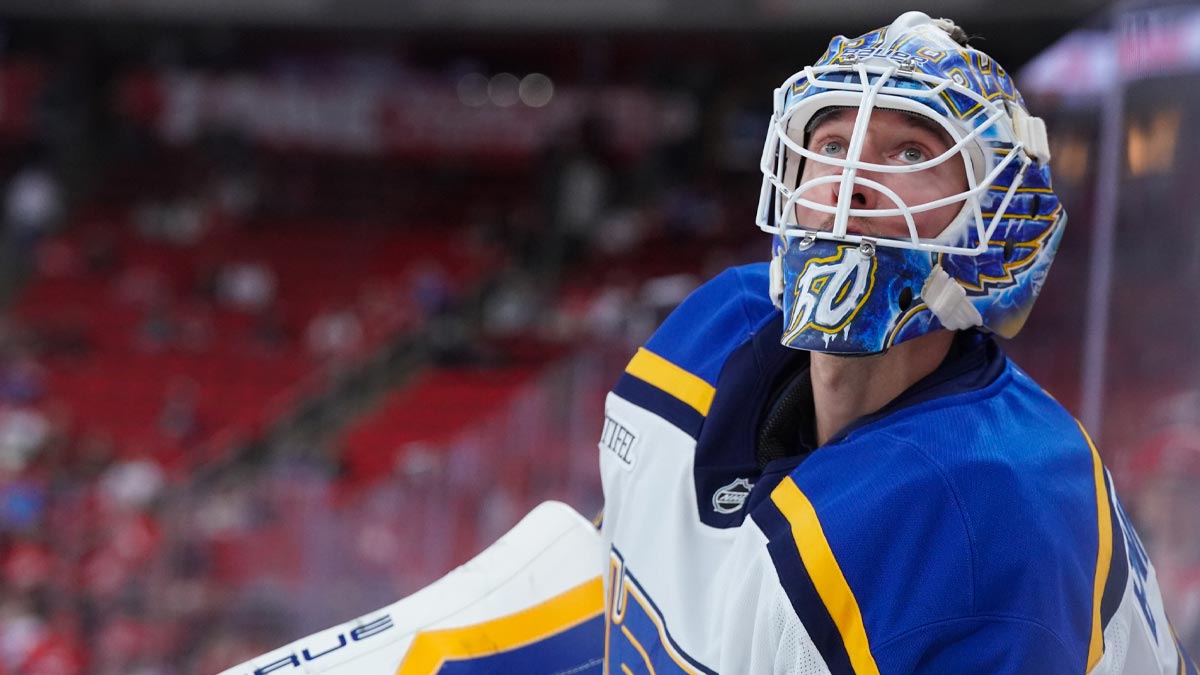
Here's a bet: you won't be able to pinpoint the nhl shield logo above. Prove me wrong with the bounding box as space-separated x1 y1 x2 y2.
712 478 754 514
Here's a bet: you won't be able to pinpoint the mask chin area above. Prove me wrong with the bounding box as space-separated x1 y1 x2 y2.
777 237 935 355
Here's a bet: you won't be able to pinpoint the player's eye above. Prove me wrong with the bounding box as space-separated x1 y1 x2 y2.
816 139 844 157
898 146 926 164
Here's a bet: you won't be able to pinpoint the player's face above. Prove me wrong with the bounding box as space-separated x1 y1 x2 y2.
794 108 968 240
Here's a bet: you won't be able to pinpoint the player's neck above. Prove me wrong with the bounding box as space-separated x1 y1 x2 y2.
808 330 955 446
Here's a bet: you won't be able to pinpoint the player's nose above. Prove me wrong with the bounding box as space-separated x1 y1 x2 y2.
829 177 880 211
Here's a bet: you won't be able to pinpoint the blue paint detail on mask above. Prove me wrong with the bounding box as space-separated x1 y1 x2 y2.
777 237 941 354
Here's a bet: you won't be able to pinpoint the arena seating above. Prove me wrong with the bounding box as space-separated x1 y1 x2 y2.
10 210 492 471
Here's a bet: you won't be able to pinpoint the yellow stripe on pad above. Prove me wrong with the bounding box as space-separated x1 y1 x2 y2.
394 577 604 675
1078 420 1112 672
771 477 880 675
625 347 715 416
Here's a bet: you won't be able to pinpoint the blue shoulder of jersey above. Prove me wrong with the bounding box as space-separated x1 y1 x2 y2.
612 263 776 439
751 358 1112 674
642 263 776 385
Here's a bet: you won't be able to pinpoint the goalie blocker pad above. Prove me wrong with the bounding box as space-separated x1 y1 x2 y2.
216 501 605 675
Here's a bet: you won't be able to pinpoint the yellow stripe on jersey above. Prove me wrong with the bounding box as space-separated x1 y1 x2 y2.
1078 420 1113 672
772 477 881 675
1170 622 1189 675
394 577 604 675
625 347 716 416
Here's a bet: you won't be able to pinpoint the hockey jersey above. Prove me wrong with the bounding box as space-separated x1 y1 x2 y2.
599 263 1197 674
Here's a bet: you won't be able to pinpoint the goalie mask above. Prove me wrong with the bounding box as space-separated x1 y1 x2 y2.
756 11 1066 354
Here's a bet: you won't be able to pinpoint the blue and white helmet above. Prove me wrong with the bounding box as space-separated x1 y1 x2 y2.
756 11 1065 354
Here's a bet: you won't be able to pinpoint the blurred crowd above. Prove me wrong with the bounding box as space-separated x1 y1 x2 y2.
0 24 768 674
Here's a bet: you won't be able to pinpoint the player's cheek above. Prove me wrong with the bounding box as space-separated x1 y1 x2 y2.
910 169 962 206
890 173 936 209
923 203 964 238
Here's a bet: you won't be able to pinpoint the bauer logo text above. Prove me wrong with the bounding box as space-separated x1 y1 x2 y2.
247 615 393 674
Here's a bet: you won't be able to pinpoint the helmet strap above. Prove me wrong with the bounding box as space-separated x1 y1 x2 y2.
769 253 785 310
921 264 983 330
1009 104 1051 165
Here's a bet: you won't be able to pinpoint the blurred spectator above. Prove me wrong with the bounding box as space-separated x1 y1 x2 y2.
408 261 451 320
137 301 178 352
592 207 647 257
250 305 288 353
582 281 635 342
0 408 50 474
4 164 63 244
216 262 277 312
98 460 166 512
209 168 260 231
134 198 207 246
2 163 65 294
158 378 201 443
540 118 614 277
481 271 540 339
0 352 46 405
0 597 46 673
18 608 86 675
0 480 46 533
305 306 364 362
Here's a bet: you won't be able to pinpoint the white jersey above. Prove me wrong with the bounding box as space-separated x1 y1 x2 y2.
599 264 1196 674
